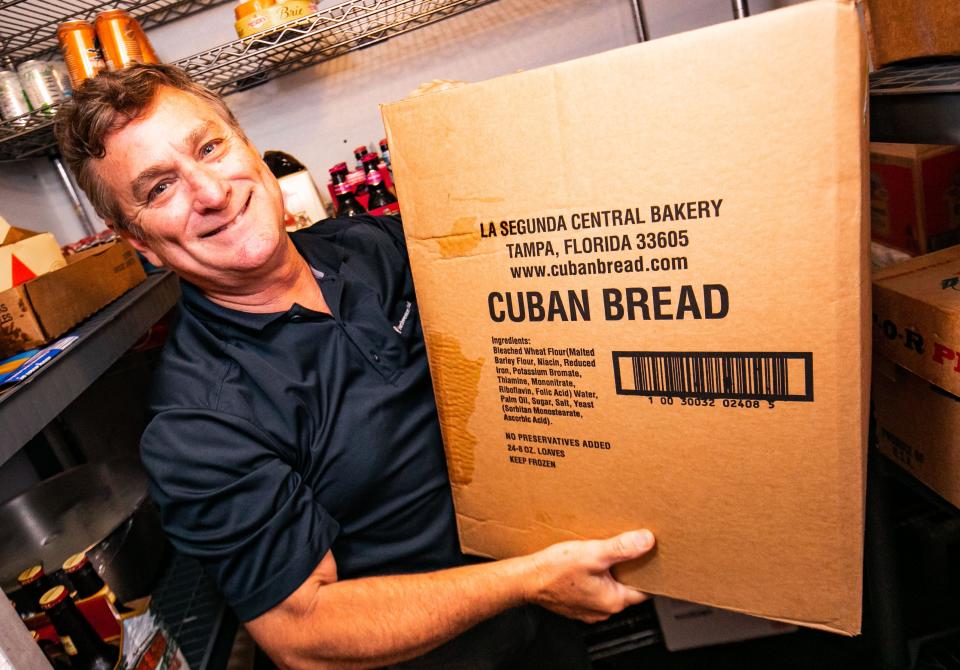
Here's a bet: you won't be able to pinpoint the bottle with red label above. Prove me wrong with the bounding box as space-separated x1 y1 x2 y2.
330 163 366 217
363 153 399 216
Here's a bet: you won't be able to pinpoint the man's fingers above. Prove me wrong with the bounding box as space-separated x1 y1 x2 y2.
601 529 655 564
620 584 650 607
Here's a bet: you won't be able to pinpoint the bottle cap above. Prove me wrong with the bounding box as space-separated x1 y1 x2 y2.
62 552 90 573
362 153 378 163
379 138 388 146
329 162 348 174
18 565 44 585
39 585 68 609
353 146 367 155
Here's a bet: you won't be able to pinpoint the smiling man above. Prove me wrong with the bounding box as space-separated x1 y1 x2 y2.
55 64 656 669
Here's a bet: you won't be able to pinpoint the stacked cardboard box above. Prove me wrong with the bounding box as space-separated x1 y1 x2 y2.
0 232 146 358
861 0 960 68
873 246 960 508
870 143 960 255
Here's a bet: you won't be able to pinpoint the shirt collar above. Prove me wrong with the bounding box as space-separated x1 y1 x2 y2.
180 228 346 331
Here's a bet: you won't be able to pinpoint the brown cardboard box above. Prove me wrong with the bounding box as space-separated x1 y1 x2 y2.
0 219 67 291
0 240 147 358
872 355 960 508
382 0 868 634
870 143 960 255
872 245 960 397
861 0 960 68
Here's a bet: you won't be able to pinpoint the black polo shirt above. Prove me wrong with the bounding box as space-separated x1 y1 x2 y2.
139 215 464 622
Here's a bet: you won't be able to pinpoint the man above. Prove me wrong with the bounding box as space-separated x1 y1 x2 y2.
55 64 656 669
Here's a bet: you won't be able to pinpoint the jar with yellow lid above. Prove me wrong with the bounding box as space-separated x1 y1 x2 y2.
235 0 317 38
271 0 317 26
235 0 278 38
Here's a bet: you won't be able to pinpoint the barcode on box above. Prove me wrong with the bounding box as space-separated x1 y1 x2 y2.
613 351 814 402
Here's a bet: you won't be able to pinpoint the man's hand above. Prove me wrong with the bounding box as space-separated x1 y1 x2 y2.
525 530 656 623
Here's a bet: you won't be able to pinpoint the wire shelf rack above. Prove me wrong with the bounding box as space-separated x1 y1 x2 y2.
870 60 960 96
0 105 62 160
0 0 495 161
0 0 230 65
177 0 495 95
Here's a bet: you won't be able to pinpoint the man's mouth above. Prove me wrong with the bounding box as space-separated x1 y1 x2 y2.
199 193 251 239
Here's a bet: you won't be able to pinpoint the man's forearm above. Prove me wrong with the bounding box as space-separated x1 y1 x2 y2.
256 556 533 670
248 530 654 669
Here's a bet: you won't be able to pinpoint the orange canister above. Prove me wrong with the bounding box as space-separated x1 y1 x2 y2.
95 9 159 70
57 20 106 87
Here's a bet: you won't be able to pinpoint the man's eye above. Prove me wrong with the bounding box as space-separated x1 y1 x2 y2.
147 181 169 202
201 140 221 157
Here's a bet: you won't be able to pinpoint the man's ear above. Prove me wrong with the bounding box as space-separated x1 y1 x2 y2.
112 224 163 268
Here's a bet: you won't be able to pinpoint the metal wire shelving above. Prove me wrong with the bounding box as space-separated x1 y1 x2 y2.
0 0 496 162
0 0 231 64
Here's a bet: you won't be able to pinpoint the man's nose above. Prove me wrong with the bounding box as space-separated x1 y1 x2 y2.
187 162 230 212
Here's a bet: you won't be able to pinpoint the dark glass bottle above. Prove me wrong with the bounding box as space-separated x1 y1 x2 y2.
40 585 118 670
329 161 349 182
353 145 368 171
379 138 391 173
18 564 54 615
361 152 379 180
33 631 74 670
330 164 366 217
62 553 105 599
63 553 131 614
365 160 399 215
263 150 307 178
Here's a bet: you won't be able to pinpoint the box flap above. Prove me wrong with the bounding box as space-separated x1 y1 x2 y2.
0 223 41 247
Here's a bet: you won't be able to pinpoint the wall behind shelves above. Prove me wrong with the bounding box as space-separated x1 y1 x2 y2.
0 0 803 243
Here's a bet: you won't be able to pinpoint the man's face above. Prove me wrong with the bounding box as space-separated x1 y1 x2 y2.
97 86 286 292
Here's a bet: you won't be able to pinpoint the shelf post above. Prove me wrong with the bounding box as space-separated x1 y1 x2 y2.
49 153 97 237
629 0 649 43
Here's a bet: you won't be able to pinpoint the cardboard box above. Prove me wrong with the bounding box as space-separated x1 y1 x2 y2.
0 240 147 358
0 219 67 292
873 355 960 508
870 143 960 255
382 0 868 634
654 597 796 651
861 0 960 68
873 245 960 397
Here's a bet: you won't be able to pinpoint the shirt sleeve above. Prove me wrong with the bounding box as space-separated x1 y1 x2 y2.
140 408 339 621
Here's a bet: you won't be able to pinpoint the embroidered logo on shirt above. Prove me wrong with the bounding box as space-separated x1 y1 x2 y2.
394 301 413 334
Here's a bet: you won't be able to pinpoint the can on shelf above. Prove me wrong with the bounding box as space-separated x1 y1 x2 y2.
129 18 160 64
17 60 72 116
95 9 159 71
0 69 31 126
57 20 106 87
